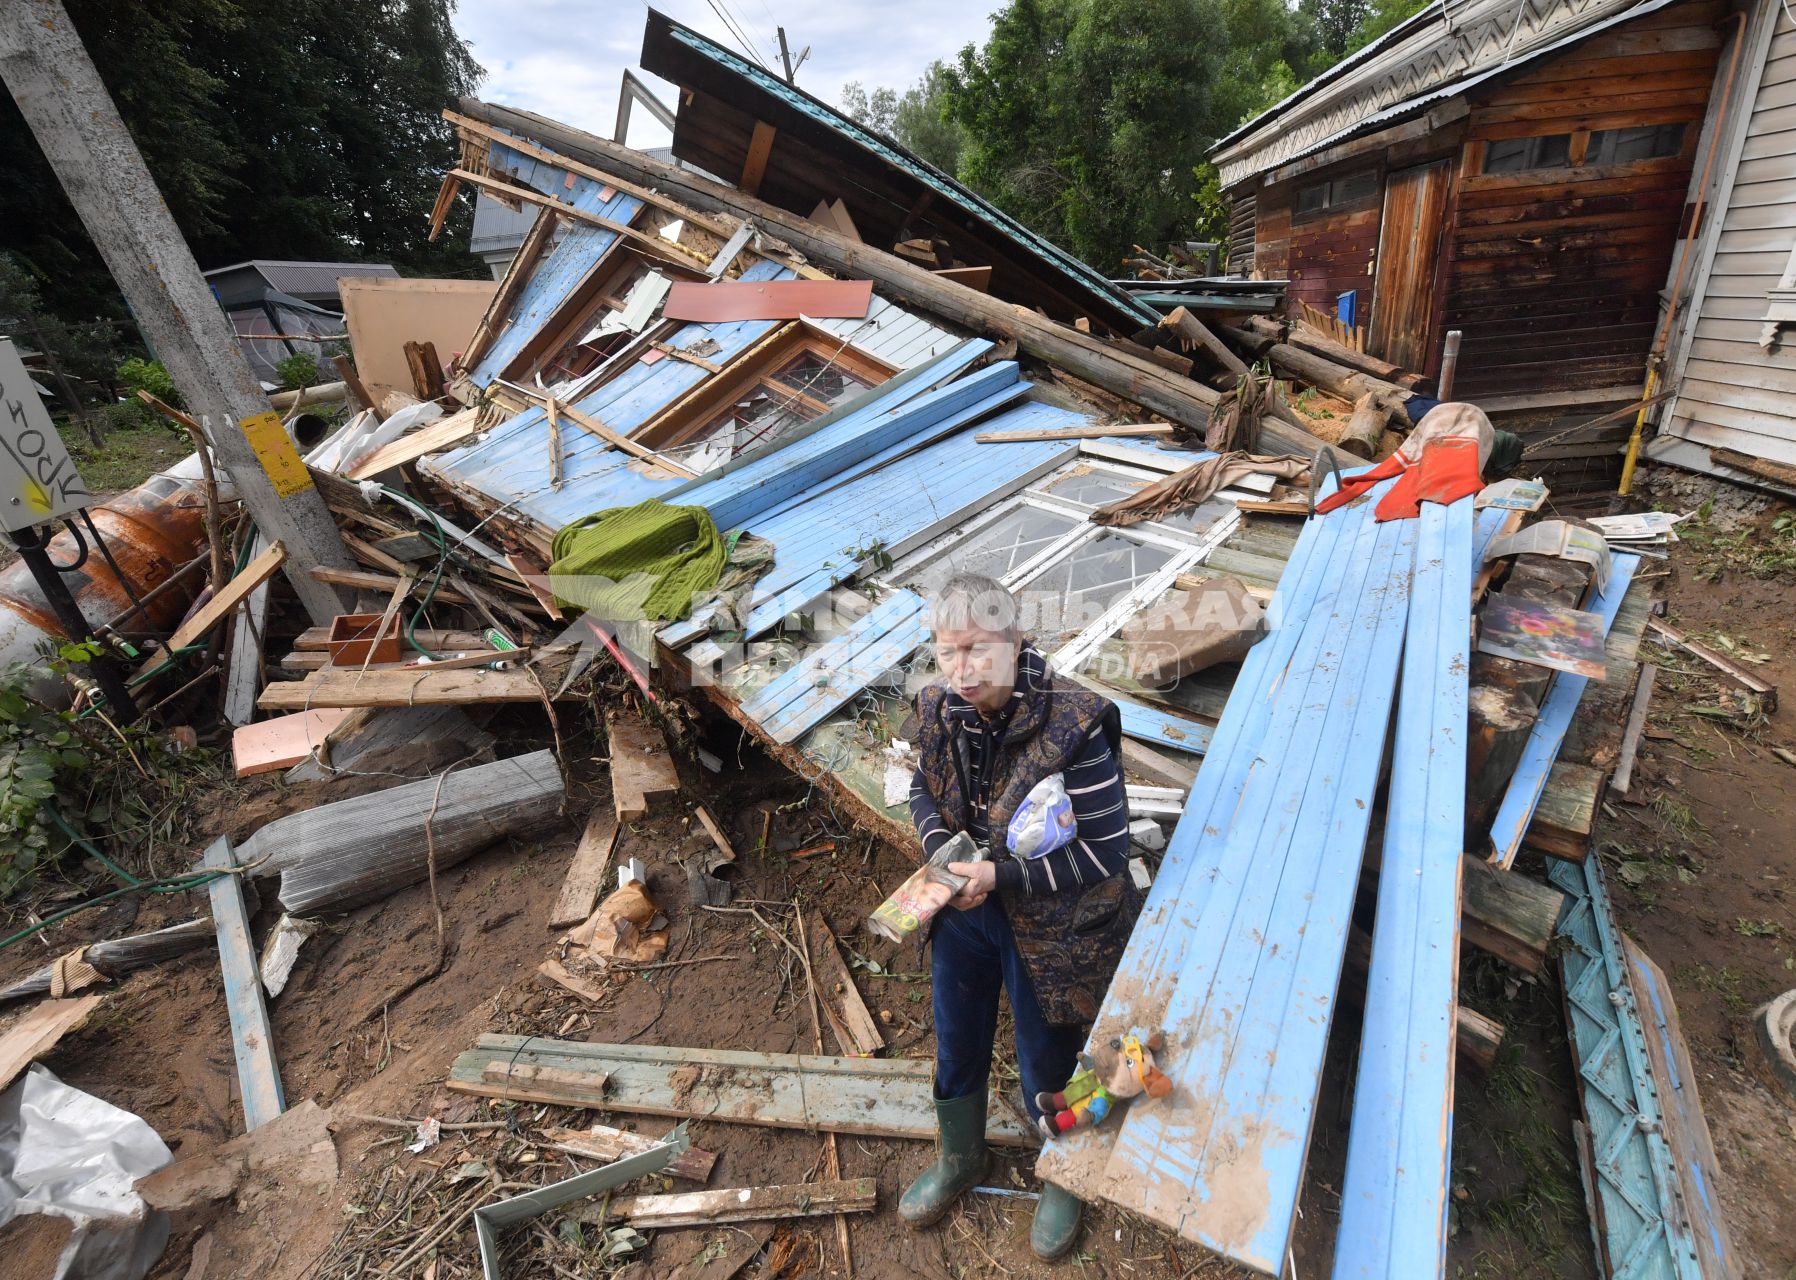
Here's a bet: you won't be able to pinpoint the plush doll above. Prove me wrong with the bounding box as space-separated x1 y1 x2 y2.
1036 1031 1172 1140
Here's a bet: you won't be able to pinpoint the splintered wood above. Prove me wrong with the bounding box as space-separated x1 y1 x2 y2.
543 1124 717 1182
806 910 884 1058
549 807 620 928
609 715 679 821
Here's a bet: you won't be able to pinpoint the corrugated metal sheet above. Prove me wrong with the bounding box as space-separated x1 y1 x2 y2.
1661 4 1796 469
807 295 960 370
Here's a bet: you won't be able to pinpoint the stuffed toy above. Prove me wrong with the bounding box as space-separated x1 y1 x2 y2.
1036 1031 1172 1140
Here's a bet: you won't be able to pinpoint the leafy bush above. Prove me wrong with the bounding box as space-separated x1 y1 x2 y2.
0 655 89 898
117 356 181 408
276 352 319 390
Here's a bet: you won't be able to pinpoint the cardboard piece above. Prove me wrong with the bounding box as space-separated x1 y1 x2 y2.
338 277 499 405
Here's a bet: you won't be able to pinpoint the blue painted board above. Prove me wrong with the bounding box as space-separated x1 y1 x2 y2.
1488 553 1642 868
204 837 285 1131
1333 496 1475 1280
1110 696 1213 757
762 602 932 745
739 590 923 727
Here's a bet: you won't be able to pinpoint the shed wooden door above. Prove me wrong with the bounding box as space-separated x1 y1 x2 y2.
1369 161 1452 373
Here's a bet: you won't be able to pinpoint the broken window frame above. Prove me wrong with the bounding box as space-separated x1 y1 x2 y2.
632 322 896 458
876 451 1248 670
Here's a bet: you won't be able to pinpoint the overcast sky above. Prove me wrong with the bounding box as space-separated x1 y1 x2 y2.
453 1 998 151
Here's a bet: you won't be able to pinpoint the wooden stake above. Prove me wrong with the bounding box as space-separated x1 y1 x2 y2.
545 395 564 489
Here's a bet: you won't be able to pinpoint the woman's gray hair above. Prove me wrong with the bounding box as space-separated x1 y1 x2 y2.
932 573 1021 639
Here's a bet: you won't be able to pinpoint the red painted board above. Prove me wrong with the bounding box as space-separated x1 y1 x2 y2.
232 708 351 777
663 279 873 323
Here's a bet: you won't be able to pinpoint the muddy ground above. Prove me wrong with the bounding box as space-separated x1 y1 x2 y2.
1 462 1793 1280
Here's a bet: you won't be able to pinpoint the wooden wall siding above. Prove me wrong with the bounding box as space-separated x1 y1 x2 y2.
1667 8 1796 466
1435 0 1725 398
1267 178 1382 312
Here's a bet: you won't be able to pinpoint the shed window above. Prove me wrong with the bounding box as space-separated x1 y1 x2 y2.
1483 134 1572 174
1295 170 1378 216
1586 124 1685 166
689 345 879 464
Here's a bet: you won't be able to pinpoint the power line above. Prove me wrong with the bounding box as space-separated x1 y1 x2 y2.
703 0 771 72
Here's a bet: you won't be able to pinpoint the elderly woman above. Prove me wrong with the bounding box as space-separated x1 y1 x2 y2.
900 573 1139 1260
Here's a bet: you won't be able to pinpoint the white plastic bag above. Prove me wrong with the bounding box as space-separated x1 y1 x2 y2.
1007 773 1077 860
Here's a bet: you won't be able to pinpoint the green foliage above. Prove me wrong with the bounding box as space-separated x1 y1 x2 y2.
842 61 968 175
0 252 130 400
275 351 320 390
0 0 484 333
117 356 180 407
1341 0 1435 56
0 652 92 898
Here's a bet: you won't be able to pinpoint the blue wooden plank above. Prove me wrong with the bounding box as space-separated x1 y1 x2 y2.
204 837 285 1131
1035 473 1389 1257
739 590 923 725
1333 496 1476 1280
764 607 931 745
1110 696 1213 756
678 361 1027 532
1487 553 1642 869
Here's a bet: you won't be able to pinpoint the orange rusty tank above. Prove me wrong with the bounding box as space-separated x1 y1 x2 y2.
0 467 211 641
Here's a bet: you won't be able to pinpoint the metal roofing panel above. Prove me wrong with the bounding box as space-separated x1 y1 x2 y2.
663 278 873 322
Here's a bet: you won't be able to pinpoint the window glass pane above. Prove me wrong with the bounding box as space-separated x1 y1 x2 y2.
770 351 873 407
901 505 1081 599
1038 469 1148 507
1334 170 1379 203
1151 494 1237 535
1590 124 1684 166
1018 532 1177 646
1533 133 1572 169
1485 135 1571 174
690 386 814 470
1296 183 1329 214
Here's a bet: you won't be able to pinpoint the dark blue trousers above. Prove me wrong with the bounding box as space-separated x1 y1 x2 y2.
931 898 1088 1122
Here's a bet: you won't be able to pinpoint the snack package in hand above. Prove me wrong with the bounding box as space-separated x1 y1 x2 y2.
1006 772 1076 860
868 831 982 941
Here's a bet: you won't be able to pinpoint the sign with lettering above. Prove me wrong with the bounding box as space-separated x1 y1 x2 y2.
0 339 92 532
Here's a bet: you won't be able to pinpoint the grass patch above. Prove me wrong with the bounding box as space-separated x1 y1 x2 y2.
58 421 189 492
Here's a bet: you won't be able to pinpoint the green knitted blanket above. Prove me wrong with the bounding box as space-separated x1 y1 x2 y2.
548 500 728 622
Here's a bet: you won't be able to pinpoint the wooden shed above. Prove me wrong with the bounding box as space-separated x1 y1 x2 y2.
1213 0 1743 469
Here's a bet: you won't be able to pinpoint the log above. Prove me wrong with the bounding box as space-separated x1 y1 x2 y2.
0 918 214 1005
1288 327 1423 389
257 750 564 914
1160 306 1248 379
1460 854 1564 977
446 101 1341 462
1339 392 1391 460
1465 679 1539 841
1267 343 1414 407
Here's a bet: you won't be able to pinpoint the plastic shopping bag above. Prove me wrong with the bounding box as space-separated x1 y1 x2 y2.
1007 773 1076 860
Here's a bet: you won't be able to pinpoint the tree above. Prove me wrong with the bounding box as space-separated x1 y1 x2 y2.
0 0 484 334
841 67 967 175
841 81 899 136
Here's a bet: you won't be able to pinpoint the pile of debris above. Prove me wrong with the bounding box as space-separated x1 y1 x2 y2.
0 11 1768 1280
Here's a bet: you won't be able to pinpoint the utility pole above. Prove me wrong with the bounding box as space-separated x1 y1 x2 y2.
777 27 795 83
0 0 353 624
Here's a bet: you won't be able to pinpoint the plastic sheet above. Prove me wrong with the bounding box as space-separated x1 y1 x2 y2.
0 1065 171 1280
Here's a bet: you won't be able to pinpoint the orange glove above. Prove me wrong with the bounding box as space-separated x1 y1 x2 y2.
1375 437 1483 521
1313 452 1406 515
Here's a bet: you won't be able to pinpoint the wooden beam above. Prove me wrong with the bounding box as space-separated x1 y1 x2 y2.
1460 853 1563 977
976 422 1173 444
137 542 287 679
332 355 382 419
549 808 619 929
450 167 704 268
203 838 285 1130
1647 617 1776 711
609 715 681 821
739 120 777 195
1160 306 1249 378
504 383 698 478
462 206 559 373
543 1124 717 1183
257 663 579 710
344 408 482 481
307 566 474 606
446 102 1341 461
1610 662 1655 796
597 1179 876 1229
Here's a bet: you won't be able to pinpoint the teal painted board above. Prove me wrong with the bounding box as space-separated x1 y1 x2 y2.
1487 553 1642 868
1333 496 1476 1280
1550 854 1711 1280
204 837 285 1131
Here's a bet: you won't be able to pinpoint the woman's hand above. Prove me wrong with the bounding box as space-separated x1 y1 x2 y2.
945 860 996 911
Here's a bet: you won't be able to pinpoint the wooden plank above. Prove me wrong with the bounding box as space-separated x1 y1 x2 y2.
257 664 576 710
138 541 288 679
739 119 777 195
1527 760 1604 861
479 1060 611 1108
1488 555 1642 869
1335 496 1473 1279
599 1179 876 1229
203 838 285 1130
222 532 273 726
543 1124 717 1182
549 807 620 929
450 167 703 268
0 995 102 1092
448 1034 1036 1145
293 626 486 652
1037 472 1415 1271
1646 617 1777 710
693 804 737 863
551 398 699 479
933 265 992 291
344 409 482 481
609 715 681 821
975 422 1174 443
1460 854 1563 977
1609 663 1655 796
807 910 884 1058
231 709 352 777
307 566 474 606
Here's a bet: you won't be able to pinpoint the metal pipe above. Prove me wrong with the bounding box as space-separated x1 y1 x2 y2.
1619 8 1750 494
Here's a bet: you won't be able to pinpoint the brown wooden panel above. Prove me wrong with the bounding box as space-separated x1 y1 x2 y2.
1286 202 1380 312
1369 160 1453 369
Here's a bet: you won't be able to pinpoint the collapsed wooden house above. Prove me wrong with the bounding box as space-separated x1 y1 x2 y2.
1212 0 1786 491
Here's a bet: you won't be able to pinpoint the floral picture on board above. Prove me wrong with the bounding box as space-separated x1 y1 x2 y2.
1475 593 1607 679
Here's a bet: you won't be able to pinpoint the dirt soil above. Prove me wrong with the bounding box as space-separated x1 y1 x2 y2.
2 463 1794 1280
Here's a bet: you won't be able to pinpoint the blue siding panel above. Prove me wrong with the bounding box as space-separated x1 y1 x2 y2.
1333 496 1476 1280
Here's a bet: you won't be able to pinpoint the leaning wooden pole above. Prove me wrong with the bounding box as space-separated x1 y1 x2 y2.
0 0 354 624
448 100 1341 463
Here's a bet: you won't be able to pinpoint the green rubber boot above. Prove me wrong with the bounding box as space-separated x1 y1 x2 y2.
899 1091 991 1228
1031 1182 1084 1260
